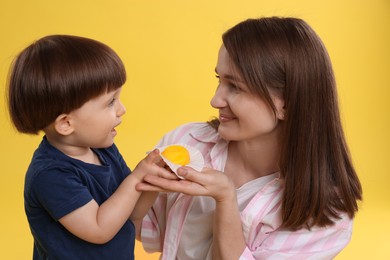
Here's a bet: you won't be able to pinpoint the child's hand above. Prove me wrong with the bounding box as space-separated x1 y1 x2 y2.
131 149 179 183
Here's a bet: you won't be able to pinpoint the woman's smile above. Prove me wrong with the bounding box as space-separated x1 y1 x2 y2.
219 112 236 123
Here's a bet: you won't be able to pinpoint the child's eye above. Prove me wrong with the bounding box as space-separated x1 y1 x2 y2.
108 98 116 106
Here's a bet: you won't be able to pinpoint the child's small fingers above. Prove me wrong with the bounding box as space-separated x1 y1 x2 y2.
145 149 161 162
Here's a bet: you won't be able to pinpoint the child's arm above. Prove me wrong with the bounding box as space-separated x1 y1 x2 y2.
130 191 159 240
58 149 169 244
130 158 181 240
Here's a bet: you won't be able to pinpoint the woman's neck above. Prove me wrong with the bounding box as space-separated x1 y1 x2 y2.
224 136 281 188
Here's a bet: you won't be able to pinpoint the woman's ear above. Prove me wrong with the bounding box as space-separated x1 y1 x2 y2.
277 106 285 120
54 114 74 136
273 96 285 121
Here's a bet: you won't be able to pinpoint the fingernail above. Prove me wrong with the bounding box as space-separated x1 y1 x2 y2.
177 168 187 176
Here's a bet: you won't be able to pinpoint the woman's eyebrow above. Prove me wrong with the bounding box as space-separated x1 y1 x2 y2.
215 68 244 83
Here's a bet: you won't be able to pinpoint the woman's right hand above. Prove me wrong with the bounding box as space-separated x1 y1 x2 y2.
137 165 246 259
136 166 236 203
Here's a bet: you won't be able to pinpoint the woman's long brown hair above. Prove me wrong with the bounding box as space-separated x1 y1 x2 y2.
218 17 362 230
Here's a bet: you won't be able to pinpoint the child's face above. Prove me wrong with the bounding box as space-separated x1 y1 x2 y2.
68 87 126 148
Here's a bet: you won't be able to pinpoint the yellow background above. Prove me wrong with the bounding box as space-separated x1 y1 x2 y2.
0 0 389 259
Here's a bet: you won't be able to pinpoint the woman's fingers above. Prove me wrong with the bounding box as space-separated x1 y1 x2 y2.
158 168 180 180
140 174 205 195
177 166 208 183
135 181 167 192
138 165 235 202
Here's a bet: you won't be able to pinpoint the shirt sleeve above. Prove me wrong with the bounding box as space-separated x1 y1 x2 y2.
239 217 353 260
31 167 93 220
104 143 131 177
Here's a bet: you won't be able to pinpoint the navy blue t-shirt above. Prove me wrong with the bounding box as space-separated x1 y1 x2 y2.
24 137 135 259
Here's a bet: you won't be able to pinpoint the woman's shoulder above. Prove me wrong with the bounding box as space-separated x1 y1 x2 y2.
241 178 284 222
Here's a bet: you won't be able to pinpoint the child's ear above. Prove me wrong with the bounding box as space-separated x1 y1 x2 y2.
54 114 74 136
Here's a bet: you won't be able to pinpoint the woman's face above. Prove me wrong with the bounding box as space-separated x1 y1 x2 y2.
211 45 284 142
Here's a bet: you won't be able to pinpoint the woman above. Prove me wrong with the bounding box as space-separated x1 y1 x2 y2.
133 17 362 259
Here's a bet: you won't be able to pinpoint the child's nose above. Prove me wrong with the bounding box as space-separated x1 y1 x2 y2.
117 100 126 116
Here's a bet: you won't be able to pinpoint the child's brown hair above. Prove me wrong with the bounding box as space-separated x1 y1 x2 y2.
7 35 126 134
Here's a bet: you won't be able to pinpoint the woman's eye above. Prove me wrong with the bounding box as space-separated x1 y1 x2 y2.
229 83 240 92
215 73 241 92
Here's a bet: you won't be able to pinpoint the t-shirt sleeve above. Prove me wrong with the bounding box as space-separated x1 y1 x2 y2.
31 167 93 220
106 143 131 177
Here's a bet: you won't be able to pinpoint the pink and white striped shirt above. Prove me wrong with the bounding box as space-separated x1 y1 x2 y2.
140 122 353 260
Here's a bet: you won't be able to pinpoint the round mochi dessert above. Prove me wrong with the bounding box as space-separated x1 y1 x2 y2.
158 144 204 179
161 145 190 166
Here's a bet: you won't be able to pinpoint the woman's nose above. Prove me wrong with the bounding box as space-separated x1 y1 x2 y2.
210 86 227 109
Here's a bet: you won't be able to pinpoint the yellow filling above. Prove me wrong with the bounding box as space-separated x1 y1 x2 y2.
161 145 190 166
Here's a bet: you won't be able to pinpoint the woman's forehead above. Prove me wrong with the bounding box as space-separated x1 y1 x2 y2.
215 45 243 82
